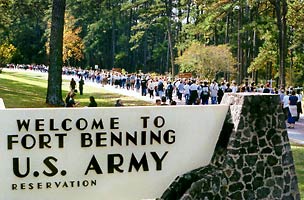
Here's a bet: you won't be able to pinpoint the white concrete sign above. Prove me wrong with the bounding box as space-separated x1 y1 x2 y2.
0 98 5 109
0 105 228 200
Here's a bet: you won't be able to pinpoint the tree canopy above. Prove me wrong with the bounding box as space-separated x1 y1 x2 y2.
0 0 303 87
177 43 235 80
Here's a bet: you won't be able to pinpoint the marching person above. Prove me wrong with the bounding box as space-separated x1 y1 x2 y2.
209 80 219 104
79 76 85 95
296 89 303 121
287 90 298 129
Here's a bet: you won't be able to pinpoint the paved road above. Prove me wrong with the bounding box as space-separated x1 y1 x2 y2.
287 115 304 145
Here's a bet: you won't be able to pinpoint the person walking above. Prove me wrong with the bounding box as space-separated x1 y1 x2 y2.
209 80 219 104
166 81 174 102
141 77 148 96
282 91 290 120
231 82 238 93
217 82 225 104
200 80 210 105
189 80 198 105
225 83 232 93
70 78 76 90
79 76 84 95
177 80 185 101
296 89 303 121
148 79 155 99
157 78 165 97
183 80 190 105
287 90 298 129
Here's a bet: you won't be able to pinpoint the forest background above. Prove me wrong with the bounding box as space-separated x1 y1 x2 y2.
0 0 303 90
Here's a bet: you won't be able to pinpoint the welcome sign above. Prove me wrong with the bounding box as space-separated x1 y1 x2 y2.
0 105 228 200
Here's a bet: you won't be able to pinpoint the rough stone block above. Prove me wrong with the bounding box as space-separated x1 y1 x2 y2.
160 94 300 200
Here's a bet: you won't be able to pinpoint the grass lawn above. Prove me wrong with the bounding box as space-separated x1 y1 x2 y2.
291 144 304 198
0 69 303 198
0 70 153 108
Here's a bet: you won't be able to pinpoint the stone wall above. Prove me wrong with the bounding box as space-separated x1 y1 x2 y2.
160 93 300 200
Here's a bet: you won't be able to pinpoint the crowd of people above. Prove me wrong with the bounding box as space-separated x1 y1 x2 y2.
6 64 304 128
61 67 303 129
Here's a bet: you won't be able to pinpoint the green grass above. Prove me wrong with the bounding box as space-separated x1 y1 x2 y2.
0 70 153 108
291 144 304 198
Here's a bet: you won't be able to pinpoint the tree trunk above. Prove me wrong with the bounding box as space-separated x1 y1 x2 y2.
127 0 134 72
186 0 191 24
111 14 116 68
281 0 287 88
225 14 230 44
143 34 147 71
46 0 66 106
165 0 175 77
271 0 287 88
237 4 243 84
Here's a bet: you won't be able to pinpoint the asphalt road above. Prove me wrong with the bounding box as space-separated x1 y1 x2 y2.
287 114 304 145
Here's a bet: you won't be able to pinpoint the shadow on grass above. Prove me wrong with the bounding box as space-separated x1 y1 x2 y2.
0 78 48 108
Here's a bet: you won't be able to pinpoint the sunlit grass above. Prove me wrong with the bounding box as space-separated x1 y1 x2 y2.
0 73 48 107
0 70 153 108
291 144 304 198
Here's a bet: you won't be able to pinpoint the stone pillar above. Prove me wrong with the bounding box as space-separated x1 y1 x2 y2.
160 93 300 200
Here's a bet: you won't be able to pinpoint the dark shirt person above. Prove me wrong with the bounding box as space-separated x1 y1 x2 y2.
160 96 168 106
115 99 123 107
170 100 177 105
65 91 73 106
79 76 85 95
88 96 97 107
66 93 79 107
70 78 76 90
263 83 271 93
287 90 298 128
